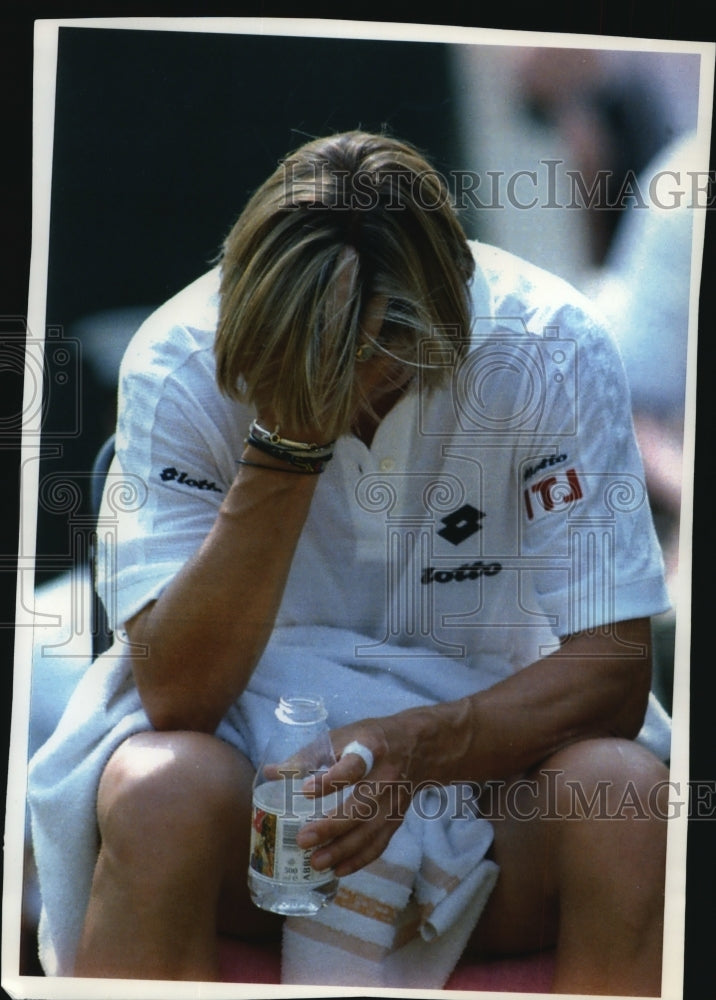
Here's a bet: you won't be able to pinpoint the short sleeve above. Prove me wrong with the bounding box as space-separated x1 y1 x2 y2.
516 301 670 636
96 283 248 630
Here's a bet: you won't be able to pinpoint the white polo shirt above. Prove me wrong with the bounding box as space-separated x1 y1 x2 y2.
100 241 669 680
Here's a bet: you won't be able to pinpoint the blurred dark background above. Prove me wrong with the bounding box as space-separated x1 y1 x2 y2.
38 25 475 583
46 27 470 326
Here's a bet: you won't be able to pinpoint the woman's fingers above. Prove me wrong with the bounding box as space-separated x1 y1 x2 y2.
316 820 397 878
291 714 425 876
301 732 380 795
302 749 371 796
296 777 410 874
300 796 401 876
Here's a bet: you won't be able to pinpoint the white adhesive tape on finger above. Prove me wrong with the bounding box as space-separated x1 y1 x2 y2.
341 740 374 777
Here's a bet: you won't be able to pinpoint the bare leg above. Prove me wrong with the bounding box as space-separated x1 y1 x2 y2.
74 731 281 981
469 737 668 996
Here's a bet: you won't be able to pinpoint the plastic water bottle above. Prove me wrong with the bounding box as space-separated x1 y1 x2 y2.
248 694 340 915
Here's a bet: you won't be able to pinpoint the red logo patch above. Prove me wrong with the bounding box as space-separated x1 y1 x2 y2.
524 468 583 521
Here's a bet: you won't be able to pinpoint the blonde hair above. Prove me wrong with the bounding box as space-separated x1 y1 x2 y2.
215 130 474 436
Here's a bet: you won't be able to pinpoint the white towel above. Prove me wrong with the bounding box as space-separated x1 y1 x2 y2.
282 784 499 989
27 624 671 980
28 649 152 977
28 645 258 977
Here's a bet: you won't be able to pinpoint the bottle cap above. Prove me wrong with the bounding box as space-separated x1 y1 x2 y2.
275 694 328 725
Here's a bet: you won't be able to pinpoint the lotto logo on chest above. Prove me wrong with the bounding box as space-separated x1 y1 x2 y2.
437 503 485 545
426 503 502 584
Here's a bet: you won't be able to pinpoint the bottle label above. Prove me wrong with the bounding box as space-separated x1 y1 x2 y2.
250 780 333 885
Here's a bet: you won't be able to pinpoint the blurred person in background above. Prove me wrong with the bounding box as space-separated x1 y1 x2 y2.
589 131 702 709
515 50 701 711
515 47 688 267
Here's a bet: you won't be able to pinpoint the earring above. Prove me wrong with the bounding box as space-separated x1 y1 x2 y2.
355 342 376 362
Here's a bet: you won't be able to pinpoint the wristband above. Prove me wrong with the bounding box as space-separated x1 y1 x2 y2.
246 435 332 472
249 419 335 456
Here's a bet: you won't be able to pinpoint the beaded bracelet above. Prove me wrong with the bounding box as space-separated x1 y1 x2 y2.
249 419 335 457
245 436 332 473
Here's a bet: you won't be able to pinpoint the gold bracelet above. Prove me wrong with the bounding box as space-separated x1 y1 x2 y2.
249 419 335 455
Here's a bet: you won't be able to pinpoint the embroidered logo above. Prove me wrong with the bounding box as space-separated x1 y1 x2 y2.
523 468 583 521
523 452 568 482
437 503 485 546
421 561 502 584
160 467 223 492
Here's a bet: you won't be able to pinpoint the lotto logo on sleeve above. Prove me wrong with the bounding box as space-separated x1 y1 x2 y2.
160 467 223 492
524 468 583 521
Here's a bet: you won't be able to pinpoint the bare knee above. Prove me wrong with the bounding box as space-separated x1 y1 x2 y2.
96 731 252 874
544 737 670 825
543 738 668 918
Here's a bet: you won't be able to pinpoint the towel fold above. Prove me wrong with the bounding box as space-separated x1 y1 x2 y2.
282 784 499 988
